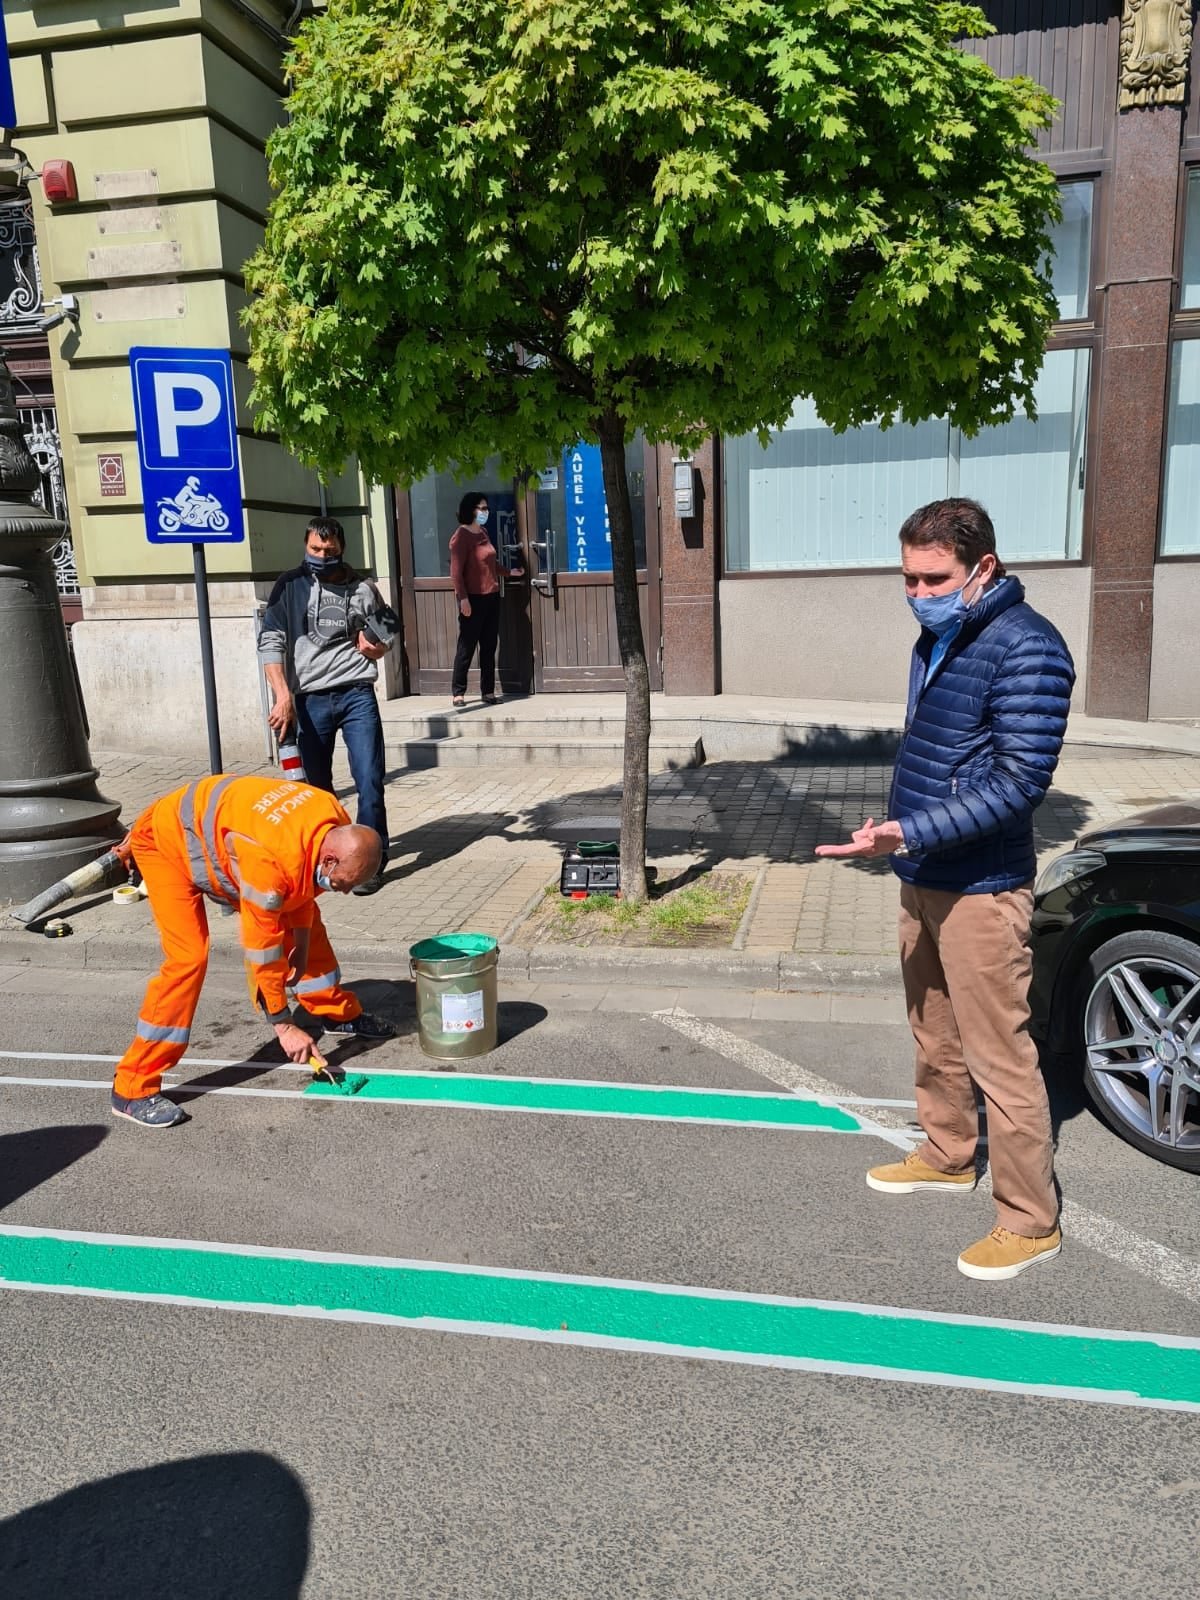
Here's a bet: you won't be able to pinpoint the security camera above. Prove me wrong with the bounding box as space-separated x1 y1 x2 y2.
37 293 79 333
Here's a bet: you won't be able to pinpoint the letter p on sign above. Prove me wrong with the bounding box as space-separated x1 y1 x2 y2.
153 372 223 457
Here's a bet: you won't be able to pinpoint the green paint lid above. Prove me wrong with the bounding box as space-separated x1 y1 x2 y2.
409 933 498 961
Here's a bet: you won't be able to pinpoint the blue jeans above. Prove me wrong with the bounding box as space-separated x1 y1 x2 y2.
295 684 388 865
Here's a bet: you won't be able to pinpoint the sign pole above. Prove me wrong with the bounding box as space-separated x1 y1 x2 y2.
192 541 223 773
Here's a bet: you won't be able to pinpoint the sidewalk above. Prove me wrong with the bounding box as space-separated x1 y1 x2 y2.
5 728 1200 993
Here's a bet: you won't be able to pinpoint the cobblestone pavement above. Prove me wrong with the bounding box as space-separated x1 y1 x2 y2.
59 746 1200 962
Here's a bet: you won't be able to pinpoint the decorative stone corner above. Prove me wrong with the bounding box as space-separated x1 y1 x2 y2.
1119 0 1193 109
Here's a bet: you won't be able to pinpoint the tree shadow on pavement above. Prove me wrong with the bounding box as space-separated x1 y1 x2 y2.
378 811 523 885
0 1125 108 1211
0 1451 310 1600
489 747 1096 885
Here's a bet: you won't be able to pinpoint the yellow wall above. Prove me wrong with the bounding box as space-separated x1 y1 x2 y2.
6 0 384 585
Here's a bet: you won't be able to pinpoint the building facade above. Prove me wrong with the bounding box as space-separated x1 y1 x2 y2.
702 1 1200 724
6 2 1198 752
5 0 399 760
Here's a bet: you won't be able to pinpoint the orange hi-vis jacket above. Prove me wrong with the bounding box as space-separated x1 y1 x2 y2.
164 775 350 1021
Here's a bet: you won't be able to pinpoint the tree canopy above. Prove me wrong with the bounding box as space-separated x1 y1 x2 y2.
245 0 1061 482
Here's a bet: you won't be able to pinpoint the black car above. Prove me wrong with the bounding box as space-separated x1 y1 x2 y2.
1030 803 1200 1172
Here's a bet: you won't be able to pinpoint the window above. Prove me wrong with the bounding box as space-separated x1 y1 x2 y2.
1161 341 1200 554
958 348 1089 563
535 434 647 573
1181 169 1200 310
1159 170 1200 555
408 437 648 576
724 403 949 571
408 457 518 578
724 349 1089 572
1046 180 1093 322
723 179 1093 573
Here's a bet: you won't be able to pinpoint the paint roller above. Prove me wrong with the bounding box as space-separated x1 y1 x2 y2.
9 832 135 927
308 1047 368 1096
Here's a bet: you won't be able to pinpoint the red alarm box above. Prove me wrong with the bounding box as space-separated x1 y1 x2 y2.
41 160 78 205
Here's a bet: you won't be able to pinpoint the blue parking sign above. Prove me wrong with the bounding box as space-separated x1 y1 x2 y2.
130 347 245 544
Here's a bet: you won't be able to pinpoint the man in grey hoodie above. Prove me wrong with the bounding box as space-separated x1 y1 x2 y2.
258 516 400 896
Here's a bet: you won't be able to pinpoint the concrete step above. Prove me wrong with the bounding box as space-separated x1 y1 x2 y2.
389 733 704 769
380 711 702 742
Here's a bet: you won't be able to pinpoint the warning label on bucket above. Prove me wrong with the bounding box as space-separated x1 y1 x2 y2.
441 990 485 1033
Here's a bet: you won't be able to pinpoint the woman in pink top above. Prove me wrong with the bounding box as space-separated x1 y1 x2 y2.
449 492 523 705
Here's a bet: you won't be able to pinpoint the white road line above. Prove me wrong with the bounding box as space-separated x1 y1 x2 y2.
653 1009 918 1140
0 1048 243 1068
653 1007 1200 1308
1056 1201 1200 1307
0 1075 310 1101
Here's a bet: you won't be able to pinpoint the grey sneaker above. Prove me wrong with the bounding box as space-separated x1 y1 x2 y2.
322 1012 398 1039
351 871 386 897
111 1090 186 1129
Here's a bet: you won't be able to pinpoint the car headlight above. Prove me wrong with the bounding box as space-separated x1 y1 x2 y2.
1035 849 1106 896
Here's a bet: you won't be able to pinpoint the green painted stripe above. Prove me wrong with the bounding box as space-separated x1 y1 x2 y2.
304 1071 863 1131
1 1228 1196 1410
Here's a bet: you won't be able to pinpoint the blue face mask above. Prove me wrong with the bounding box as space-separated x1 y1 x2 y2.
315 867 333 892
907 562 982 637
305 553 342 575
476 509 489 527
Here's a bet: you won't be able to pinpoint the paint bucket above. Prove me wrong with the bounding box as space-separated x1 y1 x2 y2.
408 933 499 1061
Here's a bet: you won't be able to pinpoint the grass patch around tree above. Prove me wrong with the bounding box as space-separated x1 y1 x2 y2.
519 870 753 949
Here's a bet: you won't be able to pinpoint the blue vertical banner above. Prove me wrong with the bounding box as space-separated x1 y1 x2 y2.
0 3 18 130
563 441 612 573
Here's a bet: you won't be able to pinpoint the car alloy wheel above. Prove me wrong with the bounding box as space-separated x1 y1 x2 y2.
1082 931 1200 1172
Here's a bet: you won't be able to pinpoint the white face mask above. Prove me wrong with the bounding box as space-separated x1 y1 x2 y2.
476 509 489 526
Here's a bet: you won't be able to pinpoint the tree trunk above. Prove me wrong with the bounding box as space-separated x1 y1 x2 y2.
597 411 650 904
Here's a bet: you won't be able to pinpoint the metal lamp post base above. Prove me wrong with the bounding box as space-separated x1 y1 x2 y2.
0 360 122 905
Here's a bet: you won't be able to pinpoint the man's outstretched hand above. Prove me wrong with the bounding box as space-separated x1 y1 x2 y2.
815 817 906 860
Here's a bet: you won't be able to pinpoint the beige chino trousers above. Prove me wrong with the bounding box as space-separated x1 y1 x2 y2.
898 882 1058 1237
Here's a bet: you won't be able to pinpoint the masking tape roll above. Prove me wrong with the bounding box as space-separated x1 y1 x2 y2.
112 885 141 908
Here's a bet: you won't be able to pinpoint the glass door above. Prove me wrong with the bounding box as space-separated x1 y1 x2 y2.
527 434 661 691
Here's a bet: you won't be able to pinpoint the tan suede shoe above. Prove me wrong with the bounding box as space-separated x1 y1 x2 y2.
957 1225 1062 1281
866 1150 976 1194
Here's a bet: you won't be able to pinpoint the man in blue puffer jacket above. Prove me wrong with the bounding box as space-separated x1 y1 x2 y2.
817 498 1074 1282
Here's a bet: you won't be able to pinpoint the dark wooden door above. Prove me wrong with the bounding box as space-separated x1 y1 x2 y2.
528 438 662 692
395 440 661 695
396 482 534 697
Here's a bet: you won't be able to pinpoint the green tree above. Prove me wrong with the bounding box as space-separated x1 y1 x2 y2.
246 0 1059 902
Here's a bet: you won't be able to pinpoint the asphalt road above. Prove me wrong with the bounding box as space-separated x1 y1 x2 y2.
0 959 1196 1600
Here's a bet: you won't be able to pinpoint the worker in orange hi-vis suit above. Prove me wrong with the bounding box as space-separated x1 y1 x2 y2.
111 774 392 1129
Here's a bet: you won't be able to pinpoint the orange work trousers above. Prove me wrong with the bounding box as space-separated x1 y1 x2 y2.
113 801 362 1101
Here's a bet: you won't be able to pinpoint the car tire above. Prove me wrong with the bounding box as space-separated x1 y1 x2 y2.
1077 929 1200 1173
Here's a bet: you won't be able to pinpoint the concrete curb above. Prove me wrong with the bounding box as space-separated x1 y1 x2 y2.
0 923 903 997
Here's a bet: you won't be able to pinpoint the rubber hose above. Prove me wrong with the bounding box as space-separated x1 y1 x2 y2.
10 849 130 925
